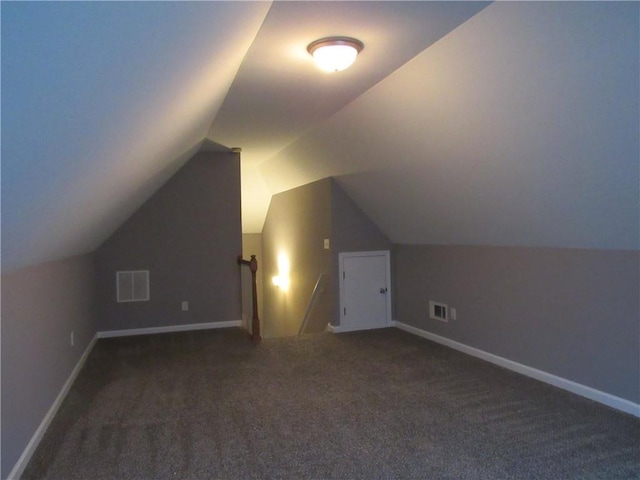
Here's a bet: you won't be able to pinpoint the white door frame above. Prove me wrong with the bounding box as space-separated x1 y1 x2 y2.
337 250 392 332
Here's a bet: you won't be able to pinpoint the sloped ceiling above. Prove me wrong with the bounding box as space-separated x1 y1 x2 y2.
1 1 271 272
208 1 490 232
261 2 640 250
2 1 638 273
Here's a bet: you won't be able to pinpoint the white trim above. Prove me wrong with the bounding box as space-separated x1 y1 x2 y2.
96 320 242 338
392 321 640 418
8 320 243 478
338 250 392 332
8 335 98 480
326 323 342 333
330 324 387 333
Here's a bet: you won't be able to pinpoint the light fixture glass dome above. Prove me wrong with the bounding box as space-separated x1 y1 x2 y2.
307 37 364 72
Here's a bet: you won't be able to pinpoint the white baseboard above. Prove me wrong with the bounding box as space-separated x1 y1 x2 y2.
328 324 360 333
392 321 640 418
96 320 242 338
326 323 344 333
9 320 242 478
327 323 393 334
8 335 98 480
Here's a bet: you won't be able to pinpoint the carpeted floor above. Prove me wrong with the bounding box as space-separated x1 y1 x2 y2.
23 327 640 479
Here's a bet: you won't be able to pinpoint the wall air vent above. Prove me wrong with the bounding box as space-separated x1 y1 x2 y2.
117 270 150 302
429 300 448 322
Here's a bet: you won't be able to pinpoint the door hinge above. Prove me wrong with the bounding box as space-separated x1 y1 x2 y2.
343 307 346 315
343 271 345 280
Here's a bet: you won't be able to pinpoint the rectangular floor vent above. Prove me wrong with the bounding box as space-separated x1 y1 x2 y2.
117 270 150 302
429 300 448 322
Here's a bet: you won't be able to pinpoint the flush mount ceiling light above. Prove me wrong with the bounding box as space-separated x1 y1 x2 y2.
307 37 364 72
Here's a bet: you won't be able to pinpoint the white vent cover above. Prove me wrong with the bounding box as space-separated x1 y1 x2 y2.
117 270 150 302
429 300 448 322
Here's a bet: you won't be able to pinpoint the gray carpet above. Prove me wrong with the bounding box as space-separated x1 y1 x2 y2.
23 327 640 479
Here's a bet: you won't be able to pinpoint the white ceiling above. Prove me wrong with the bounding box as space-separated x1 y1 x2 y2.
261 1 640 250
2 1 638 273
1 1 271 272
209 1 490 232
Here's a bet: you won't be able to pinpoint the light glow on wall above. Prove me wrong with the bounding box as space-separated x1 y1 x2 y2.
271 251 290 291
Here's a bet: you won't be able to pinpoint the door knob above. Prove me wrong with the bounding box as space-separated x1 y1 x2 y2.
379 287 388 294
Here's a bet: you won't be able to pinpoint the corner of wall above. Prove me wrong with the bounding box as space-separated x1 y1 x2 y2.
261 179 333 337
94 150 243 333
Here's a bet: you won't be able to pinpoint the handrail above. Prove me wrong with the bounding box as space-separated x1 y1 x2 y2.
298 274 325 335
237 254 261 344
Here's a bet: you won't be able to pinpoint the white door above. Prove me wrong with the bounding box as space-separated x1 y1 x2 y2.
339 251 391 331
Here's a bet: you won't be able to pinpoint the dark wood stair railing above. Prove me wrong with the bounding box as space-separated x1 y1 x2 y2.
237 254 261 344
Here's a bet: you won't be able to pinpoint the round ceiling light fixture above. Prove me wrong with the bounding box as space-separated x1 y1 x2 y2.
307 37 364 72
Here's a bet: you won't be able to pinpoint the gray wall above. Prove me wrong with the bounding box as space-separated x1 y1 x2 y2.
262 179 332 337
261 178 393 336
331 179 392 326
95 151 243 331
1 254 97 478
394 245 640 403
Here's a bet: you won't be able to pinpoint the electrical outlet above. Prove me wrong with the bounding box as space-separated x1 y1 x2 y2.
323 238 330 249
181 301 189 311
450 308 457 321
70 331 74 347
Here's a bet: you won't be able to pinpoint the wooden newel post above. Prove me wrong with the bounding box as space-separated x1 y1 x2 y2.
238 254 262 345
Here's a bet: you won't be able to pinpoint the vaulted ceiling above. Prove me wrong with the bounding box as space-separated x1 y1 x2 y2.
2 1 638 273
